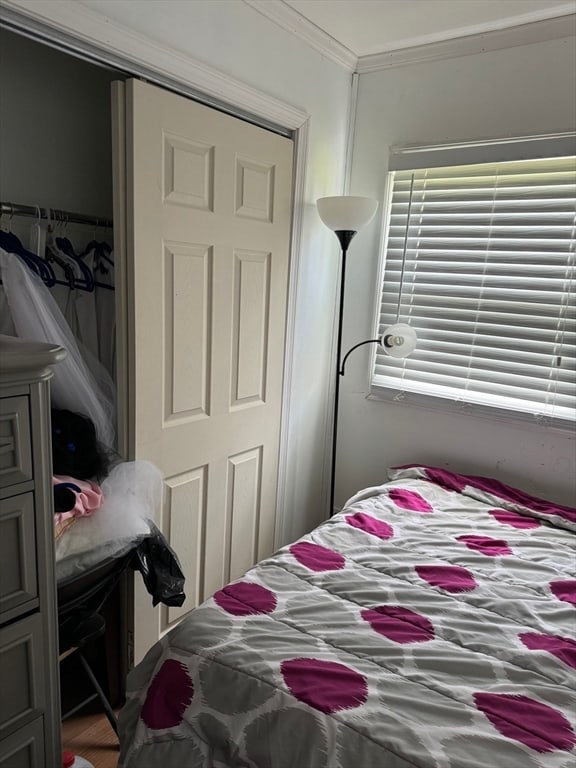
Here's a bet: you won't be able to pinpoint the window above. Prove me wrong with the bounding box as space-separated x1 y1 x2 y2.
373 146 576 425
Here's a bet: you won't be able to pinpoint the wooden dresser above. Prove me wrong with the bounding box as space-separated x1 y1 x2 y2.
0 336 66 767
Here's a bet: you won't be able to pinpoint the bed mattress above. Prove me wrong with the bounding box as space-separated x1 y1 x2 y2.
118 465 576 768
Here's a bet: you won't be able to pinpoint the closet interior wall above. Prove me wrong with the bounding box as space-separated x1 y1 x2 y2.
0 28 122 302
0 28 122 218
0 26 122 350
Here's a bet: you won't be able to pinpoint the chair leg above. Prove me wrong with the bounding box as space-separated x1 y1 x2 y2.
77 650 119 737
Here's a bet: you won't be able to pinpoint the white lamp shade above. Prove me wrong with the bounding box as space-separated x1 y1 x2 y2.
381 324 418 358
317 196 378 232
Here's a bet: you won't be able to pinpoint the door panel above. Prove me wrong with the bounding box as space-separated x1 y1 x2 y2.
115 79 293 661
164 466 207 627
232 249 270 405
228 446 262 583
163 241 212 419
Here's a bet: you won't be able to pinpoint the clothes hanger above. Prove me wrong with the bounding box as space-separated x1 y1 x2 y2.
0 207 56 285
92 247 113 282
97 239 113 264
27 205 69 289
28 205 46 258
83 223 114 289
55 213 95 292
82 241 110 274
44 209 81 290
81 225 113 266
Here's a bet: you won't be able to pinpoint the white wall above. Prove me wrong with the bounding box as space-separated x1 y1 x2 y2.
1 0 353 542
0 28 121 218
341 36 576 508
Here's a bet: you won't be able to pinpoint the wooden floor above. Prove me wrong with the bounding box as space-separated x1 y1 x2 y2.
61 709 120 768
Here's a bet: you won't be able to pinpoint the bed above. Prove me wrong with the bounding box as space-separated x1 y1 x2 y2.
117 465 576 768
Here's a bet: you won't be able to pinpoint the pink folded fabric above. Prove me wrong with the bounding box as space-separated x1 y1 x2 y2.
53 475 104 526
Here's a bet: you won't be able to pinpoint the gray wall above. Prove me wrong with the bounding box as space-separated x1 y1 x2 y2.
341 35 576 507
0 29 122 218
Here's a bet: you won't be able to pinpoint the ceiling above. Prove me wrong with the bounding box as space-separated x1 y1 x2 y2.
282 0 575 57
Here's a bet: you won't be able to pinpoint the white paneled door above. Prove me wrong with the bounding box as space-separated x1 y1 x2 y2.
113 79 294 662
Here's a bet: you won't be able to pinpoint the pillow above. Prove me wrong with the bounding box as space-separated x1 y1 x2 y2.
389 464 576 533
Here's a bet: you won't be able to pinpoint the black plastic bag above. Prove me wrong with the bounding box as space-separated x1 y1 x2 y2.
132 523 186 607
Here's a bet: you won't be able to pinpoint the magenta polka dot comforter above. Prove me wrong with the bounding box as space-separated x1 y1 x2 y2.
118 465 576 768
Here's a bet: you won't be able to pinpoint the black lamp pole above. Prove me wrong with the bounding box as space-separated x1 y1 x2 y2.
329 229 357 518
317 194 379 518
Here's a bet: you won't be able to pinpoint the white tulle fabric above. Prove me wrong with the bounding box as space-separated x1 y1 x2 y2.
55 460 162 581
0 247 116 448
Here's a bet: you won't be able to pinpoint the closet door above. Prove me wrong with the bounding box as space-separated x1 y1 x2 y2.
112 79 293 662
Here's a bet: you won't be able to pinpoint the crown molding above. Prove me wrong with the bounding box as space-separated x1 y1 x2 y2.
3 0 572 83
243 0 357 72
243 0 574 75
357 13 576 73
0 0 309 130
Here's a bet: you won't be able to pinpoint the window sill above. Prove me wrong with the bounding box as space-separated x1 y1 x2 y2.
368 384 576 435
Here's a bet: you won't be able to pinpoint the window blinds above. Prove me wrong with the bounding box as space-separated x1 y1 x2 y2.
373 155 576 422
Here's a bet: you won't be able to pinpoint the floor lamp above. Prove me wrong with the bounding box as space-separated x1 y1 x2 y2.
317 196 417 517
317 196 378 517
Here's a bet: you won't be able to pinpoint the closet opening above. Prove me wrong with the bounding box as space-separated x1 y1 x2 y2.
0 23 130 727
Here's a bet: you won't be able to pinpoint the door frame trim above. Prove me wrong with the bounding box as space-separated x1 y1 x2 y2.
0 0 308 551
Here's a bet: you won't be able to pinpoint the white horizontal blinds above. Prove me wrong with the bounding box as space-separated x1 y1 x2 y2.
374 155 576 421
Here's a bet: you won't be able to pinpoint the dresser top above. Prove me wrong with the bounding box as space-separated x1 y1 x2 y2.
0 334 67 376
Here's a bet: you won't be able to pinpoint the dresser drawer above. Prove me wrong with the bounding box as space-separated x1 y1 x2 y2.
0 715 44 768
0 493 38 623
0 614 46 740
0 397 32 489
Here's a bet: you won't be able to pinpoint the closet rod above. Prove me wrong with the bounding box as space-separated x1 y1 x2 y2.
0 201 113 229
